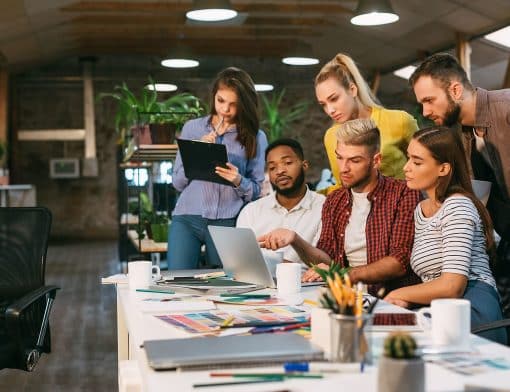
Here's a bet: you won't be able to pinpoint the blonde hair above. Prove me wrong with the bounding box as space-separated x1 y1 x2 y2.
315 53 382 109
336 118 380 154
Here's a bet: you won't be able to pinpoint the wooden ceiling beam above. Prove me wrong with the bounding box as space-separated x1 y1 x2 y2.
62 1 351 14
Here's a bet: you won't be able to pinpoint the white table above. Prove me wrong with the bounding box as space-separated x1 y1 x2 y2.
115 282 510 392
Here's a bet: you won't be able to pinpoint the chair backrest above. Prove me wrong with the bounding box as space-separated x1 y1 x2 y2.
0 207 52 301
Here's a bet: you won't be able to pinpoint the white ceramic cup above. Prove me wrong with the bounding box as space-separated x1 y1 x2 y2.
261 249 284 277
128 261 161 289
276 263 301 296
417 298 471 348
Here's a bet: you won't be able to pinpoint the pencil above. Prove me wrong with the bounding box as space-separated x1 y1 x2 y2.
220 315 235 327
193 378 284 388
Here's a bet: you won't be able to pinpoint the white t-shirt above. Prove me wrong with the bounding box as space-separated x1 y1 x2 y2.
236 187 325 266
344 191 371 268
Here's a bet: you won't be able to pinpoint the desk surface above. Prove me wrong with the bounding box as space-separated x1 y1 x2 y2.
116 284 510 391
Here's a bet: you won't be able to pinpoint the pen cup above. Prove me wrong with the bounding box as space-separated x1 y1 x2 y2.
329 313 373 364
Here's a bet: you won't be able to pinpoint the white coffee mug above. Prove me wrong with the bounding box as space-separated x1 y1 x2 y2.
276 263 301 296
128 261 161 289
417 298 471 348
261 249 283 277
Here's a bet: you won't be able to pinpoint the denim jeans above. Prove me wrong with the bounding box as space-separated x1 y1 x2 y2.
464 279 507 345
167 214 236 270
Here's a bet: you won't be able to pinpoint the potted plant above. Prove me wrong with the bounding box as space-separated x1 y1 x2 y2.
138 191 169 243
98 79 205 150
378 332 425 392
260 89 309 142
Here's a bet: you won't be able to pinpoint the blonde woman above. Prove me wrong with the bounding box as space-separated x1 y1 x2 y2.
315 53 418 193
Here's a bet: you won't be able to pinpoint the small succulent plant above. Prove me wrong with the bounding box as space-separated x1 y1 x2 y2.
383 332 418 359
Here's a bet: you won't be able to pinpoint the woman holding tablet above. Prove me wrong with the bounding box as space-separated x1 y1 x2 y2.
168 67 267 269
384 127 506 344
315 53 417 194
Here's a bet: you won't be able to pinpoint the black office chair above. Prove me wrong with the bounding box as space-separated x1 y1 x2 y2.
0 207 60 371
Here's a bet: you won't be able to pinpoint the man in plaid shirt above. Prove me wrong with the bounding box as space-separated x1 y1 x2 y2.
258 118 421 295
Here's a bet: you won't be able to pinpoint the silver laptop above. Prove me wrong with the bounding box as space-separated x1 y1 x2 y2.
208 226 324 288
144 333 323 370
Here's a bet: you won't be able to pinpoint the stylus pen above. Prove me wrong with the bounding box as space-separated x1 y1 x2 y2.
193 378 284 388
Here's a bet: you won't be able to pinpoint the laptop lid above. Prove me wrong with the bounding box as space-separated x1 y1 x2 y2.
144 333 323 370
176 139 231 186
208 226 276 288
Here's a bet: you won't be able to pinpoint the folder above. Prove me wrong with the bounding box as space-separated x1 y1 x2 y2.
177 138 231 186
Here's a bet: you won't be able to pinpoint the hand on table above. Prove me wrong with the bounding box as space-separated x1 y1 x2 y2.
384 291 412 309
301 263 328 282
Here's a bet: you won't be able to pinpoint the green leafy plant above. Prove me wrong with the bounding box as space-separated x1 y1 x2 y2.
313 262 350 283
383 332 418 359
260 89 309 142
98 79 205 146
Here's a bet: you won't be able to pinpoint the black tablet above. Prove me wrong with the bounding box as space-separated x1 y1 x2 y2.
177 139 232 186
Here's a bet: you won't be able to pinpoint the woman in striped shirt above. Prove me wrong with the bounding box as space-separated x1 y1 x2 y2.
385 126 506 344
168 67 267 269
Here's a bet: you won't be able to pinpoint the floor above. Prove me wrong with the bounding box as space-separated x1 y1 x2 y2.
0 240 119 391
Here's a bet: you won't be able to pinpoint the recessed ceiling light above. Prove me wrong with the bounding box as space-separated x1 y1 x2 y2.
254 84 274 92
393 65 417 80
186 0 238 22
351 0 399 26
161 59 200 68
282 57 319 66
145 83 178 92
484 26 510 48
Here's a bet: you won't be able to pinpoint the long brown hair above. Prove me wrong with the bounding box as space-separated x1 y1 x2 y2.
314 53 381 109
413 126 496 267
210 67 259 159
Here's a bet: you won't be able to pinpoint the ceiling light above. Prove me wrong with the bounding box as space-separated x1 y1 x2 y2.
393 65 417 80
281 42 319 66
254 84 274 92
145 83 178 92
186 0 238 22
282 57 320 66
484 25 510 48
351 0 399 26
161 58 199 68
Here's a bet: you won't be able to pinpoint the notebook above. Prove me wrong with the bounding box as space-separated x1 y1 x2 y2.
208 226 324 288
144 332 323 370
177 138 231 186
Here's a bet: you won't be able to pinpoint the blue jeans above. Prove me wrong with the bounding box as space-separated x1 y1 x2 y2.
463 280 507 345
167 214 236 270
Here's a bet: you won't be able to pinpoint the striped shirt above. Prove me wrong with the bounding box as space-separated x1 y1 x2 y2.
411 195 496 289
172 116 268 219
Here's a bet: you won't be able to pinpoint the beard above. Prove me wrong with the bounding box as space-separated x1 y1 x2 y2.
272 169 306 197
443 94 461 127
342 159 374 190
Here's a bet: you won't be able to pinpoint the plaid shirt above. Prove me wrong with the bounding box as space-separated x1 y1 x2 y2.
317 175 421 295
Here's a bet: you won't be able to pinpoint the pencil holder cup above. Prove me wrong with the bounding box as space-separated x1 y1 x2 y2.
329 313 373 363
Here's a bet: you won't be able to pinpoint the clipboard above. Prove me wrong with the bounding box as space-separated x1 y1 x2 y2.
177 138 232 186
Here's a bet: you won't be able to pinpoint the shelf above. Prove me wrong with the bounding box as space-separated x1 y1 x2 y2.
124 144 178 162
128 230 167 253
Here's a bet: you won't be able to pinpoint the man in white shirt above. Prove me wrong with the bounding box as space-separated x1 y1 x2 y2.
237 138 325 267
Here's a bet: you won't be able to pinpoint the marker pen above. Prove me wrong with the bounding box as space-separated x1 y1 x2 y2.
283 362 360 373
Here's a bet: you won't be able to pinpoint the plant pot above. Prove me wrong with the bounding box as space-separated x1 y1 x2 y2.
149 123 176 144
377 356 425 392
150 223 168 243
131 124 152 145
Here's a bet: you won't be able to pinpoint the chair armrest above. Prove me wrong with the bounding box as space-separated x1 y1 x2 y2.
5 285 60 330
472 319 510 334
